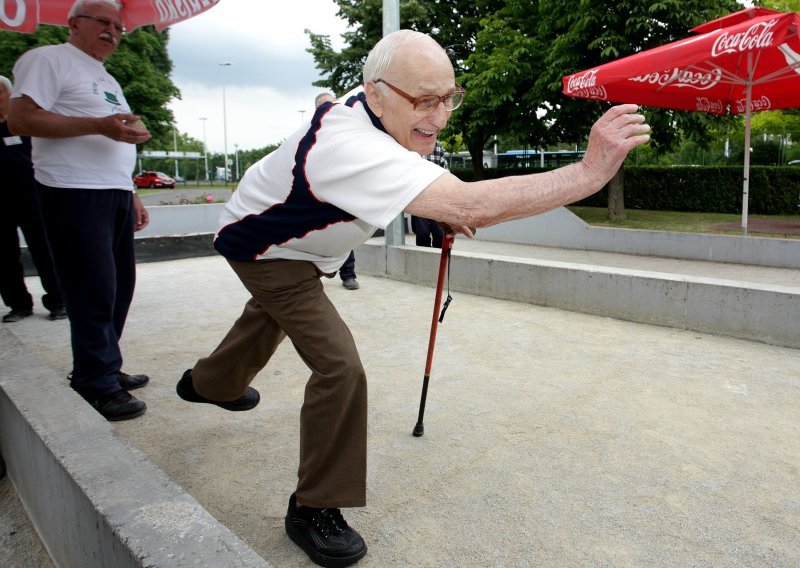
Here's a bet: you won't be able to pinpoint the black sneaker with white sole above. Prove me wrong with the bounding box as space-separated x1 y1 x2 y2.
285 493 367 567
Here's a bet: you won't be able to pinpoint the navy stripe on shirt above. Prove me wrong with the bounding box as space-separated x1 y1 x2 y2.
214 100 363 261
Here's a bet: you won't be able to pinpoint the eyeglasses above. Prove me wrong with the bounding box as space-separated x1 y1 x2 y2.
375 79 465 116
75 14 125 34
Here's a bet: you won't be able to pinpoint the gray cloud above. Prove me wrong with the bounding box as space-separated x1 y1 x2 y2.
168 36 324 93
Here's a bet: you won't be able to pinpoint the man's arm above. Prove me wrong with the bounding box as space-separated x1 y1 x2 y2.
405 104 649 229
8 95 150 144
133 193 149 231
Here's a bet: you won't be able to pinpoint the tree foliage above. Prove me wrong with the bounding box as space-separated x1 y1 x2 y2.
0 25 179 150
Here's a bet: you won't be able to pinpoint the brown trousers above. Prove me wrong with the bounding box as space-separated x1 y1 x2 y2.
192 259 367 508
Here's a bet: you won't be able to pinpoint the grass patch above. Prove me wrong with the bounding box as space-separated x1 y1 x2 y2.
567 206 800 239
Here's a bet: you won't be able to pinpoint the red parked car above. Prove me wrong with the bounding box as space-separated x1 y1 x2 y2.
133 171 176 189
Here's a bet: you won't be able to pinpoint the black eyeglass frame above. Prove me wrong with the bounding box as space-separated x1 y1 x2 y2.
74 14 125 34
375 79 465 115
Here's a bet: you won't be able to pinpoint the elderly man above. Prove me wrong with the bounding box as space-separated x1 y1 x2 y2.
8 0 153 421
177 30 649 566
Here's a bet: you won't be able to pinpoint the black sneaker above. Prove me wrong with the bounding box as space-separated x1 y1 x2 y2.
92 390 147 421
116 371 149 390
48 306 68 320
285 493 367 567
176 369 260 411
3 308 33 323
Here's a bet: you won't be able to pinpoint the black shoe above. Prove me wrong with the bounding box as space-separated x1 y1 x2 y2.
116 371 149 390
285 493 367 567
48 306 67 320
176 369 260 411
3 308 33 323
91 390 147 421
341 279 359 290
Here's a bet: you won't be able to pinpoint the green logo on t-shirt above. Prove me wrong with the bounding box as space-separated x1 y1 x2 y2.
104 91 121 106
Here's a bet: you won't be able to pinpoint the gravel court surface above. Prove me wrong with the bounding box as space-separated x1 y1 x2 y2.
4 255 800 567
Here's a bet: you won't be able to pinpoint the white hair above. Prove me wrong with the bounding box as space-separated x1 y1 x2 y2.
0 75 11 91
362 30 446 83
68 0 121 19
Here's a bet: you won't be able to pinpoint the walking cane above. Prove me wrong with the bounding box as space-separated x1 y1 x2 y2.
412 232 455 437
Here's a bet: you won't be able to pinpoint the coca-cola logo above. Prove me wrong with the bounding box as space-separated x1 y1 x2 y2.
735 96 772 113
711 19 777 57
696 97 725 113
566 69 600 93
570 86 608 100
629 68 722 91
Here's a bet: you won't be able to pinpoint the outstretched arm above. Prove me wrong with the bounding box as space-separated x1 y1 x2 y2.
405 104 649 229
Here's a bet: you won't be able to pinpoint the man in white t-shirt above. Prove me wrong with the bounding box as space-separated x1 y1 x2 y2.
8 0 152 421
176 30 650 566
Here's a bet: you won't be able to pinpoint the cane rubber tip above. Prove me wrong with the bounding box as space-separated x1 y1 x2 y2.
412 424 424 437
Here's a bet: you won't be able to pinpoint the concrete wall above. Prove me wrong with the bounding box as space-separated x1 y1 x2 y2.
136 203 226 239
0 330 270 568
136 204 800 269
354 242 799 350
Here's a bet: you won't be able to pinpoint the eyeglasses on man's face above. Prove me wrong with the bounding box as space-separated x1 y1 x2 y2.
375 79 465 116
75 14 125 34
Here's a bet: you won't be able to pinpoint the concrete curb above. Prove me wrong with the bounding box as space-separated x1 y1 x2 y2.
355 242 799 349
0 329 269 568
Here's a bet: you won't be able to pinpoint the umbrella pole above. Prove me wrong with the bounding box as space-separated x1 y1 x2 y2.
742 55 753 237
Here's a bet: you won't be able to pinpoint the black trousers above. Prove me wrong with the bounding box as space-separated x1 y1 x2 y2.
0 168 63 313
38 184 136 400
338 250 356 281
411 216 444 248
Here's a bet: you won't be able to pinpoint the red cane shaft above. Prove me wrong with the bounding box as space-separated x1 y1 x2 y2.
423 233 454 374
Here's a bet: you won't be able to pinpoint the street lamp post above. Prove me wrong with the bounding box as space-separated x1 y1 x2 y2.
298 110 305 125
199 117 209 182
234 143 240 181
172 123 180 179
219 61 232 183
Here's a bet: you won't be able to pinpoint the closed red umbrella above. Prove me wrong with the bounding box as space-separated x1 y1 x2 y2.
562 8 800 235
0 0 221 34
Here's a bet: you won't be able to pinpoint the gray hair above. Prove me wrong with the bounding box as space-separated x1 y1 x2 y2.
68 0 121 19
0 75 11 91
362 30 445 83
314 92 335 108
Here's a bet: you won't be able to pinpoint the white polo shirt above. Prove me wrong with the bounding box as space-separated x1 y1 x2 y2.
215 92 447 273
12 42 136 190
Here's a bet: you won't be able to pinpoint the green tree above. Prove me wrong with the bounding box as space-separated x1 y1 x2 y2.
507 0 742 218
0 25 179 151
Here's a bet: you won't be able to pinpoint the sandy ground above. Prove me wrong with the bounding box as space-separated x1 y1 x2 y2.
3 256 800 567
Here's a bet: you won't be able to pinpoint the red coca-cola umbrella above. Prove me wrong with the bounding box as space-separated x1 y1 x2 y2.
562 7 800 235
0 0 220 34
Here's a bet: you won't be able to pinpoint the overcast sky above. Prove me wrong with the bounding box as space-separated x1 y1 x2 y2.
165 0 350 154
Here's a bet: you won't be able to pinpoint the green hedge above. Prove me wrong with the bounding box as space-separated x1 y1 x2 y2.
451 166 800 215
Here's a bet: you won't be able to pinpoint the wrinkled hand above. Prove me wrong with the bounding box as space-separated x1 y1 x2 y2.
133 193 149 232
100 113 151 144
581 104 649 184
438 222 477 238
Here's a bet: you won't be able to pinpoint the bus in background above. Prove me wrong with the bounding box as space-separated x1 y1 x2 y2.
497 149 586 169
446 149 585 170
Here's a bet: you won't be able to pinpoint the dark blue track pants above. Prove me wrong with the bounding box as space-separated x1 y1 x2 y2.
38 184 136 400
